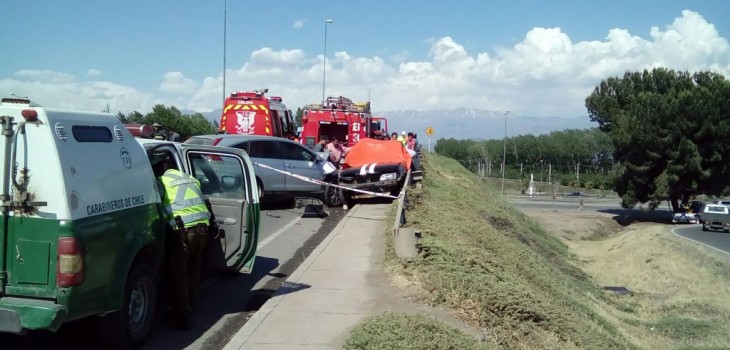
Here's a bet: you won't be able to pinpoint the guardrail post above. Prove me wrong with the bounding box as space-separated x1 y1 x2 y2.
393 170 418 259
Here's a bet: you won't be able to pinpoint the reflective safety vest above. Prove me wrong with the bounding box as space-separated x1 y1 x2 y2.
159 169 211 228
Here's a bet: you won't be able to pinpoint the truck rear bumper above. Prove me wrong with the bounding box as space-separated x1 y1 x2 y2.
0 297 65 334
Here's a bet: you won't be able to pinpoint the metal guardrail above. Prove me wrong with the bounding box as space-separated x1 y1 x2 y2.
393 169 411 236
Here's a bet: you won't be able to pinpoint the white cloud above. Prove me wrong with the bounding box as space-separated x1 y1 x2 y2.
86 69 102 77
15 70 76 84
159 71 198 94
0 75 154 112
292 19 306 29
2 10 728 119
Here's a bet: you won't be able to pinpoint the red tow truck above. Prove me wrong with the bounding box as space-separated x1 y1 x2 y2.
219 89 296 138
301 96 388 148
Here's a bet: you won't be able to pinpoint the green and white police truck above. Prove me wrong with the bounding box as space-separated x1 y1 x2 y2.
0 97 260 348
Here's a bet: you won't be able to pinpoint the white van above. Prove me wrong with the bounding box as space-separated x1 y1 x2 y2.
702 204 730 232
0 97 260 348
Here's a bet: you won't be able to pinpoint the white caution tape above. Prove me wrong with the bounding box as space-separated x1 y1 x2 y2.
254 162 398 199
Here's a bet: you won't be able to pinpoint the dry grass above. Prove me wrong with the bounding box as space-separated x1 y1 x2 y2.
565 224 730 349
379 153 636 349
346 151 730 350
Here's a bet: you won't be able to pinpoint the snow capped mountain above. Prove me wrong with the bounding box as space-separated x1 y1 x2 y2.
202 107 596 141
379 108 596 140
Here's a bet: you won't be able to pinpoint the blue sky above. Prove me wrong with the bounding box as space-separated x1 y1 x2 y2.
2 0 729 118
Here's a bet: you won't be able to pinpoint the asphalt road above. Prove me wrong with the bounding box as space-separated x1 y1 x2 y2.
671 224 730 256
511 195 730 257
0 202 347 350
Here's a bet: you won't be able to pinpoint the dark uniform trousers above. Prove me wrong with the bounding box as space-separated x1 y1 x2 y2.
165 223 208 320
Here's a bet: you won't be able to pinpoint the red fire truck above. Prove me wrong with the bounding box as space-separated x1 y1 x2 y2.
219 89 295 138
301 96 388 148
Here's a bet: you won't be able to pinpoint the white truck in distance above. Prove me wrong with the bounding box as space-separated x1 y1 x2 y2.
701 204 730 232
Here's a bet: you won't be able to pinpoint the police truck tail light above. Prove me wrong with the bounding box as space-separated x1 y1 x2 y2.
57 237 84 287
21 109 38 122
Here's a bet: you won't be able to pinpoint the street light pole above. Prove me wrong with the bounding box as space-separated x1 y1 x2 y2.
368 86 373 102
501 110 510 195
322 19 333 104
222 0 227 107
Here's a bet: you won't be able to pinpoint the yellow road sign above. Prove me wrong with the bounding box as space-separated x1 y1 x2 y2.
425 127 434 136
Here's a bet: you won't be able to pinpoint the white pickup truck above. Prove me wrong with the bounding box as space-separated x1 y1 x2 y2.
701 204 730 232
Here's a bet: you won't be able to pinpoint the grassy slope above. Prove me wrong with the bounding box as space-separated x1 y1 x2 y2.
347 152 638 349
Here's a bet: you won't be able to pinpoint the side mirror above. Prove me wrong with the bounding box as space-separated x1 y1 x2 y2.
220 175 240 191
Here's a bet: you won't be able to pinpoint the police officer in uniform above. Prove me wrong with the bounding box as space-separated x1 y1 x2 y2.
153 156 212 330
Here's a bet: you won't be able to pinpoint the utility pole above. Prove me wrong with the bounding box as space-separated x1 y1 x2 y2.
548 163 551 184
501 110 510 195
321 19 334 104
222 0 227 107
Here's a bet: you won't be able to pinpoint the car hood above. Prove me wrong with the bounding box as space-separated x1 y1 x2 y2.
343 138 412 170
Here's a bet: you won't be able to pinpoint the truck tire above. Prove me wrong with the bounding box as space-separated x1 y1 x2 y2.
100 264 157 349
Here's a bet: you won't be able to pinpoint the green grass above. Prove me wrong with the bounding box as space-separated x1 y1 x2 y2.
344 313 495 350
652 316 718 340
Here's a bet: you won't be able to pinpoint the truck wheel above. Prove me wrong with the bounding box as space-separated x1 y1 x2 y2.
100 265 157 349
323 184 343 207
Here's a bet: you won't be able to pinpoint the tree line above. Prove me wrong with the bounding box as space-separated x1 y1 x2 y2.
436 68 730 212
116 104 217 140
434 128 614 190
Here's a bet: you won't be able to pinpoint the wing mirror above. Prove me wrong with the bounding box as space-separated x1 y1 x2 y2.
220 175 240 191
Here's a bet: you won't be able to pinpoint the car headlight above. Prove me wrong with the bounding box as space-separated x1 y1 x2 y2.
380 173 397 181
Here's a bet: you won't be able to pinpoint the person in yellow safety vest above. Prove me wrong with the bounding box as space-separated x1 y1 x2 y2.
397 130 406 145
153 156 212 330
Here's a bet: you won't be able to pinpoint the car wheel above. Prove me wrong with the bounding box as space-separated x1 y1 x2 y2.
702 224 708 231
100 264 157 349
323 183 343 207
256 180 264 200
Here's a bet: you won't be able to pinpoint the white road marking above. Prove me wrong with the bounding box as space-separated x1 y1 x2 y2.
257 215 301 250
670 227 730 256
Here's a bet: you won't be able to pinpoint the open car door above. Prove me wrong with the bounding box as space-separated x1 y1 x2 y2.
181 144 260 274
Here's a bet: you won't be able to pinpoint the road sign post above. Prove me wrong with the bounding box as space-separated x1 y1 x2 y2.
425 127 434 152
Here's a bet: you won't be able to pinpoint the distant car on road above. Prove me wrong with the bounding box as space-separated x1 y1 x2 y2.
185 134 343 207
672 208 699 224
566 191 583 197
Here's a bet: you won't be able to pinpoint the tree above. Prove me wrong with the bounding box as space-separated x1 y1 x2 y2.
295 107 304 128
144 105 216 140
586 68 730 211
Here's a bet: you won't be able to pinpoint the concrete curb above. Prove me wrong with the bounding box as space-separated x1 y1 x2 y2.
222 204 360 350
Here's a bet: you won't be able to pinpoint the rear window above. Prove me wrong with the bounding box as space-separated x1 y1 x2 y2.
247 140 279 159
72 125 113 142
230 142 249 152
707 206 727 213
